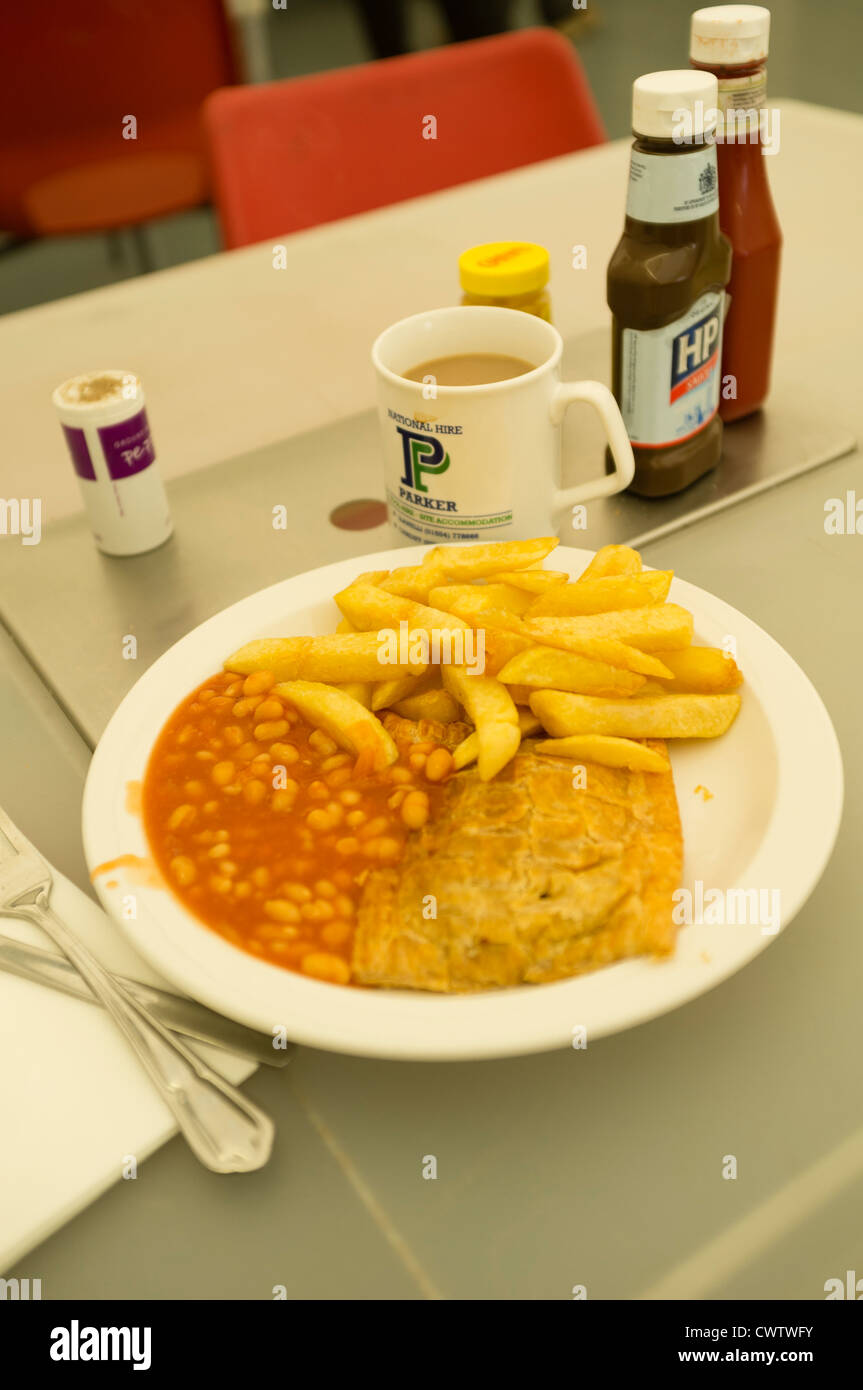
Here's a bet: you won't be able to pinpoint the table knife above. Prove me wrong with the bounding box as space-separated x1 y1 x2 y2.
0 934 292 1068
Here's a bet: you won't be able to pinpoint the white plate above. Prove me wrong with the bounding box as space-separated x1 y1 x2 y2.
82 547 843 1061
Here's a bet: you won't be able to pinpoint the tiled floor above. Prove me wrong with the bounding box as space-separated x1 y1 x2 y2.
1 0 860 318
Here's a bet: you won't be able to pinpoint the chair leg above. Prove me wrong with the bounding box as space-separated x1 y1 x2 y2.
354 0 410 57
130 224 154 275
106 230 126 269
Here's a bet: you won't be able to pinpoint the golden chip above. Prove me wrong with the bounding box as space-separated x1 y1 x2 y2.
428 537 558 580
530 690 741 739
274 681 398 770
497 646 646 697
442 665 520 781
525 605 694 652
577 545 642 580
653 647 744 692
534 735 670 772
527 570 672 617
225 633 426 683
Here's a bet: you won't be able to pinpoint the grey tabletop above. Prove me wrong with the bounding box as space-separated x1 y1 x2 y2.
1 332 861 1298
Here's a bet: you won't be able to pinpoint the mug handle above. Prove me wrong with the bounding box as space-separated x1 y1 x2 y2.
549 381 634 509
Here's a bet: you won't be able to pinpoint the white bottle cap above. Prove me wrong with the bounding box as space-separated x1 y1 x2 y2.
53 370 143 428
632 70 719 140
690 5 771 65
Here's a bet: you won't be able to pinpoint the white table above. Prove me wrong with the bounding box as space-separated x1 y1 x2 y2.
1 99 861 1300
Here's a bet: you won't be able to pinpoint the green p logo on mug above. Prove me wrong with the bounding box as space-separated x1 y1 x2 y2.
397 428 451 494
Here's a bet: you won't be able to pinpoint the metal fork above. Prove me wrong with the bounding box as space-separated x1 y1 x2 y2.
0 805 274 1173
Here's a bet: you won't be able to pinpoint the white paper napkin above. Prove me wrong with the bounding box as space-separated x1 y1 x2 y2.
0 869 256 1270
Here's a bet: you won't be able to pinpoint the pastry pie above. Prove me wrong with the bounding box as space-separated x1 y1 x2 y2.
353 737 683 991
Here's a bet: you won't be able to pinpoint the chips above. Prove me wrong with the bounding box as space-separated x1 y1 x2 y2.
442 665 520 781
526 570 672 617
525 604 694 653
535 735 671 773
370 672 434 712
274 681 398 771
453 709 541 770
225 633 426 683
429 582 533 617
224 538 742 785
485 569 569 593
335 581 470 638
577 544 642 580
379 562 447 603
652 647 743 692
428 537 558 580
530 690 742 740
497 646 646 697
392 689 462 723
507 684 536 706
433 593 528 639
516 632 672 678
335 681 372 708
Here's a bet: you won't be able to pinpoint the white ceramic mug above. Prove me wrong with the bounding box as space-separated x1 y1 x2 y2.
372 305 634 544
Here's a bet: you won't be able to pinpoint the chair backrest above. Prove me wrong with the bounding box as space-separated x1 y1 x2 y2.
0 1 237 232
204 27 606 249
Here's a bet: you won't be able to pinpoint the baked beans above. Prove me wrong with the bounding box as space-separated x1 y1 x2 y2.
143 669 451 984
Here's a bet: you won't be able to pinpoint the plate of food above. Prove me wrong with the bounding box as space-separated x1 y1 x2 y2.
82 539 842 1060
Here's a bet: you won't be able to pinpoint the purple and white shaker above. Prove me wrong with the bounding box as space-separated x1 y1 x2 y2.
52 370 173 556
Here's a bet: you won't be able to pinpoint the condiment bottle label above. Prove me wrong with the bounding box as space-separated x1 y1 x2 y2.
97 408 157 480
716 70 767 114
620 291 724 447
626 147 719 225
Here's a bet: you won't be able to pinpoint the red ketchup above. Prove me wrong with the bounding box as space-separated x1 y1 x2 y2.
690 5 782 422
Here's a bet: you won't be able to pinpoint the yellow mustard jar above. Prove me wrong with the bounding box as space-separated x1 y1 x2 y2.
459 241 551 321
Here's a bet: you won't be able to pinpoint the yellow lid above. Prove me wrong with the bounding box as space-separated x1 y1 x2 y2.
459 242 550 297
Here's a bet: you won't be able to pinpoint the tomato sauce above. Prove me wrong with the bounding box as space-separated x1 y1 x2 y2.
691 5 782 422
710 101 782 422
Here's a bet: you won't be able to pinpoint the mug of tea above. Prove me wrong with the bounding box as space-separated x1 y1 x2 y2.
371 305 634 544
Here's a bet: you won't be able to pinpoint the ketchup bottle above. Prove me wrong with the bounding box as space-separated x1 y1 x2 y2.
690 5 782 422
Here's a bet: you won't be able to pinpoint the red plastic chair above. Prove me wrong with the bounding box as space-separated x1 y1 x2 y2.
0 1 238 241
204 27 606 249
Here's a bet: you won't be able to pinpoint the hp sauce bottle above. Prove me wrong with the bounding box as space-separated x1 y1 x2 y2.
607 71 732 496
